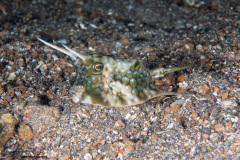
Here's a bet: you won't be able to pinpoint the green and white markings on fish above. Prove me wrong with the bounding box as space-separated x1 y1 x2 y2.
37 38 190 107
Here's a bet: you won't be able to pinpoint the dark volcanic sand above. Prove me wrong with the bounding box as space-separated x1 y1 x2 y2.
0 0 240 159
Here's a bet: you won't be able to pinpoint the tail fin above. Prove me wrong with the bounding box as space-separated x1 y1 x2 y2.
150 65 191 79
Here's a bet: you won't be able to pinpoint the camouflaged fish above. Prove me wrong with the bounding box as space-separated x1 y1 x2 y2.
37 38 189 107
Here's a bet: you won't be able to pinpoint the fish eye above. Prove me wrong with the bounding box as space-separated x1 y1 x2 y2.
92 63 104 74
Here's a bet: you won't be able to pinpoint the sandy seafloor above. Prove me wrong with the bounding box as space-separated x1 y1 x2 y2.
0 0 240 159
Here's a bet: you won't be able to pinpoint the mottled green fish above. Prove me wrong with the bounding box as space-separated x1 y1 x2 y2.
37 38 189 107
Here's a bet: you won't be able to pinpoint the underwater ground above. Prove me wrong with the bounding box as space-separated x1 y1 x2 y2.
0 0 240 159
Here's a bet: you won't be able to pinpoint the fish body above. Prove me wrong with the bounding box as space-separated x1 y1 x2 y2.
37 38 189 107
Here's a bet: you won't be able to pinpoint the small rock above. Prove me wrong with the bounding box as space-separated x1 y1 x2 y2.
1 113 17 125
115 120 125 127
210 133 220 142
178 81 188 89
184 43 194 53
202 134 210 139
112 130 118 134
215 123 225 131
167 123 175 129
177 88 187 93
154 79 163 85
121 38 129 45
204 112 209 119
8 72 16 81
141 131 148 136
221 92 228 99
171 99 186 106
225 121 232 129
198 119 203 123
53 65 62 73
90 23 97 29
176 116 184 124
213 87 219 92
118 149 124 154
201 85 210 95
125 145 134 153
63 155 71 160
75 7 82 13
18 124 34 141
84 153 92 160
231 117 238 123
143 47 154 53
91 151 98 158
193 135 199 140
177 74 187 82
169 104 180 114
79 147 90 155
118 142 126 148
101 113 107 119
67 67 75 73
0 113 17 152
116 42 123 51
221 100 238 108
190 146 196 156
192 112 198 119
149 54 158 60
196 44 203 51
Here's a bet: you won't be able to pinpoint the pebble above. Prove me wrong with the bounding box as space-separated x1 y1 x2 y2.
115 120 125 127
184 43 194 53
91 151 98 158
231 117 238 123
176 116 185 124
210 133 220 142
204 113 209 119
178 81 188 90
202 134 210 139
221 93 228 99
8 72 16 81
66 67 75 73
18 124 34 141
196 44 204 51
178 88 187 93
101 113 107 118
121 38 129 45
192 112 198 119
167 123 175 129
213 87 219 92
169 104 180 114
221 100 238 108
0 113 17 152
115 42 123 51
177 74 187 82
200 85 210 95
143 47 154 53
171 100 186 106
90 24 97 29
63 155 71 159
225 121 232 129
154 79 163 85
125 145 134 153
84 153 93 160
141 131 148 136
215 124 225 132
118 149 124 154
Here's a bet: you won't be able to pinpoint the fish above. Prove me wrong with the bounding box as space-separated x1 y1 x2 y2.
37 37 190 107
